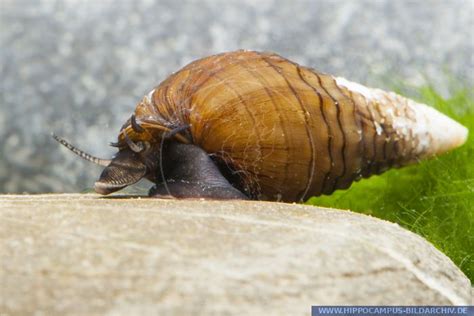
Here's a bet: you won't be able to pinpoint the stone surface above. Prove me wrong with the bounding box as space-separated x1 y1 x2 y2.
0 0 473 193
0 194 471 315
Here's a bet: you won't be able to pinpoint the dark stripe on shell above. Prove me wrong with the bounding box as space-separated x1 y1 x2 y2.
296 66 332 196
260 55 316 201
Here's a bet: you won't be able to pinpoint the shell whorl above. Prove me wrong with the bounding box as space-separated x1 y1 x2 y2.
335 77 468 161
121 50 468 201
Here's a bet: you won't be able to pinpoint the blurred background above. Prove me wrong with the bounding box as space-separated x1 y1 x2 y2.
0 0 473 193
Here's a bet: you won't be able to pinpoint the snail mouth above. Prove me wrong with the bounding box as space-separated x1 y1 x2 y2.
94 148 147 195
94 181 128 195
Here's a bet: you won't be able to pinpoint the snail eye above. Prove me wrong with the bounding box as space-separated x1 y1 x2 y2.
142 141 151 151
135 141 146 152
124 132 145 153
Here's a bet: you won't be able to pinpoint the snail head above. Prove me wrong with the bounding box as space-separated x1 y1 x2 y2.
53 117 190 195
95 120 191 194
53 131 159 195
93 142 159 195
95 122 162 195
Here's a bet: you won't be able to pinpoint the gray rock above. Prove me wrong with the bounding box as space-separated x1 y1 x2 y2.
0 0 473 193
0 194 471 315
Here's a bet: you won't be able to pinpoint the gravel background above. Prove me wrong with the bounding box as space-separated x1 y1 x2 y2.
1 0 473 193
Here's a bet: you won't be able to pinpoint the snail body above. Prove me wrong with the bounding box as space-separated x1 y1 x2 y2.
55 50 468 202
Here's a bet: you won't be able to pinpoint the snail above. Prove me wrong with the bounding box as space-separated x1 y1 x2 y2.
54 50 468 202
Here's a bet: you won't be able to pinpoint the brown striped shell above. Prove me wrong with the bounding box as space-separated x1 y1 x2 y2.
119 50 468 202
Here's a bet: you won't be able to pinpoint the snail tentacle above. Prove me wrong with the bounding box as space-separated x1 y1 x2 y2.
52 133 111 167
109 141 121 147
131 114 145 133
164 124 191 139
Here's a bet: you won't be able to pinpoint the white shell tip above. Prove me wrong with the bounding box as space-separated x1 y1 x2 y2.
415 103 468 157
446 120 468 151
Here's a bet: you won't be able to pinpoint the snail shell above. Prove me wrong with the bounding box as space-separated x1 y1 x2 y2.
54 50 468 202
115 50 467 202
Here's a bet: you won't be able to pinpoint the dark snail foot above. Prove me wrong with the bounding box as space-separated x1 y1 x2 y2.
150 143 249 200
149 181 248 200
147 187 175 199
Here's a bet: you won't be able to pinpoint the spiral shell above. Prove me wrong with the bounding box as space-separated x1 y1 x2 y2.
120 50 468 202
